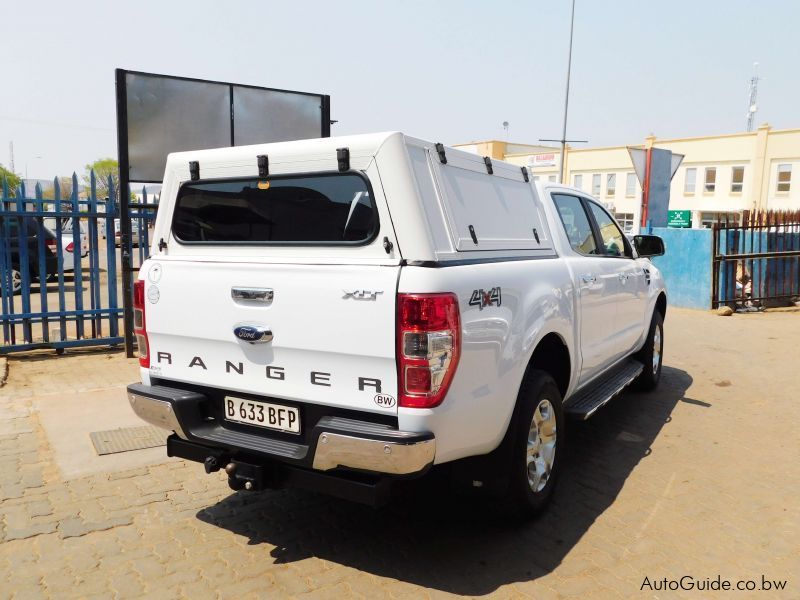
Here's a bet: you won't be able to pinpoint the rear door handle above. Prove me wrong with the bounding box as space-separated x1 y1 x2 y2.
580 274 596 285
618 273 629 284
231 287 274 303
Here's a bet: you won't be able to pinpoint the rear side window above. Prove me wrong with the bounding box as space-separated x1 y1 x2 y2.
172 173 378 245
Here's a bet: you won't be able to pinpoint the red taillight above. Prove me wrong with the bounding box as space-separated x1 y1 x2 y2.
65 242 75 253
133 280 150 368
397 293 461 408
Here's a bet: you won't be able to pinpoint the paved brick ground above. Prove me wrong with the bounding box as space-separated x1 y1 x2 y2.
1 308 798 599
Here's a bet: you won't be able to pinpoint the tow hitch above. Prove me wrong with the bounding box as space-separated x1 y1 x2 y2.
223 460 269 491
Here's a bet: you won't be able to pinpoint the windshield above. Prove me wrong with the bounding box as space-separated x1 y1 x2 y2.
171 173 377 245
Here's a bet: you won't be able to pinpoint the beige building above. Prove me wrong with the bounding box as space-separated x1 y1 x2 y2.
455 124 799 232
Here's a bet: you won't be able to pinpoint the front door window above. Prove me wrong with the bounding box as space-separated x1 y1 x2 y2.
587 202 629 257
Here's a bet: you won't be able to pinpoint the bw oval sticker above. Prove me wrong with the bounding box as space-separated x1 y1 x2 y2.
374 394 396 408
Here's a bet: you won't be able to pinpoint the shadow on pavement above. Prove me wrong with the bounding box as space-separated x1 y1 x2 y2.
197 366 691 595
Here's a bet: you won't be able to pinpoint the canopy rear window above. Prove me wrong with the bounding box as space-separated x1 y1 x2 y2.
172 173 377 245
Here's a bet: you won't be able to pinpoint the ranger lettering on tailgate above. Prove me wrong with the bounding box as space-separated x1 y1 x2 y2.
153 352 383 392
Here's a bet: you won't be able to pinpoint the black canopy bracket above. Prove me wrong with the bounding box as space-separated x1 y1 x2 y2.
337 147 350 172
435 143 447 164
257 154 269 178
189 161 200 181
521 166 529 182
483 156 493 175
468 224 478 245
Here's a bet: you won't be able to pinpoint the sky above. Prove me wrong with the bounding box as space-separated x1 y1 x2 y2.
1 0 798 180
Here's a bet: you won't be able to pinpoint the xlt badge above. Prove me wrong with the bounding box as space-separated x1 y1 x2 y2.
342 290 384 300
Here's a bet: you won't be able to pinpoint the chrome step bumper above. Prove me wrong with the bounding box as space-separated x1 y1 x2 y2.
127 383 435 477
312 431 434 474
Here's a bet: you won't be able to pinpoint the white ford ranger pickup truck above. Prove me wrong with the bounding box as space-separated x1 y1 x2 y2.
128 132 666 515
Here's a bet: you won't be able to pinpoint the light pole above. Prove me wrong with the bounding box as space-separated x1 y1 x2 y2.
540 0 586 183
559 0 576 183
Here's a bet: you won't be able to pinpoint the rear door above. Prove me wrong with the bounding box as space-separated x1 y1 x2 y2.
143 169 401 417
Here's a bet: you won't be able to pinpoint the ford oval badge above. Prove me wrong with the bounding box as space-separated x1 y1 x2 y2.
233 325 273 344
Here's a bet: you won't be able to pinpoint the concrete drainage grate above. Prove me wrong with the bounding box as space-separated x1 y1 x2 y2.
90 425 169 456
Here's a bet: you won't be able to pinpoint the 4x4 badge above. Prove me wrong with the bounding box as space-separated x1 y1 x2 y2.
469 287 501 310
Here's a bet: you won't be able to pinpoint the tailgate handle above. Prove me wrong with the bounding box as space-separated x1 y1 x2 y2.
231 287 274 303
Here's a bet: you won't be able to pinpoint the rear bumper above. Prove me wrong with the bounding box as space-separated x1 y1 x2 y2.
127 383 435 477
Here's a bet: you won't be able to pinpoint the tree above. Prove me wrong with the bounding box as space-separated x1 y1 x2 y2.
0 163 21 194
83 158 120 200
42 177 74 201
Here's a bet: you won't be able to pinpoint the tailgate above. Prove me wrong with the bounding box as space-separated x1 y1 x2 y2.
143 260 400 416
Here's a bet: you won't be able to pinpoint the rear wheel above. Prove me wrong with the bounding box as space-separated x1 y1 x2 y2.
503 370 564 517
633 311 664 391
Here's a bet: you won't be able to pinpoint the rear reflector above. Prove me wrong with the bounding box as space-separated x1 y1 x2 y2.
397 293 460 408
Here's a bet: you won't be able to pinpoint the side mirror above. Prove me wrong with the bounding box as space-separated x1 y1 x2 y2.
633 234 665 258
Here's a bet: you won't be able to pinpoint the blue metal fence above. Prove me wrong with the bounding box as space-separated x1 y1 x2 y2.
0 172 154 354
712 210 800 308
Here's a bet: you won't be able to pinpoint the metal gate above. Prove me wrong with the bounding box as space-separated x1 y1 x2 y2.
712 210 800 308
1 173 125 354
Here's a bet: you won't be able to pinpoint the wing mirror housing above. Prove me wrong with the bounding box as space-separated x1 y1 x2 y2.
633 235 665 258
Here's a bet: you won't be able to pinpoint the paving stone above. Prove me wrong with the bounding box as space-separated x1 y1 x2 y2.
1 310 798 598
217 576 276 599
109 571 147 599
3 521 58 541
58 516 133 539
8 585 48 600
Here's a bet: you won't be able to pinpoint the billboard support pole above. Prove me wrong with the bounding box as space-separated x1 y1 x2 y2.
321 95 331 137
115 68 136 358
640 147 652 228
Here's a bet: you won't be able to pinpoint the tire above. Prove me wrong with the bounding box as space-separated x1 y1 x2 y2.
633 310 664 391
502 369 565 518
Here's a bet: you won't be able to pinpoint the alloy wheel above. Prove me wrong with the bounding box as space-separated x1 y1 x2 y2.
526 398 557 493
652 324 662 375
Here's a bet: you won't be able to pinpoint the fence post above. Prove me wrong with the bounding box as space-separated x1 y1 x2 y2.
88 170 101 337
105 175 119 338
0 178 12 344
71 172 84 340
53 177 67 341
34 182 50 343
15 181 33 342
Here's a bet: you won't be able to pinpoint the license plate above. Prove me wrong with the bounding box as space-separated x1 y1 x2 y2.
223 396 301 434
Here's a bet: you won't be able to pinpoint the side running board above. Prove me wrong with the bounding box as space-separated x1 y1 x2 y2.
565 359 644 420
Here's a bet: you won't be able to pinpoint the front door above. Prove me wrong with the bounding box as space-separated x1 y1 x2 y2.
551 194 620 385
585 201 647 357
